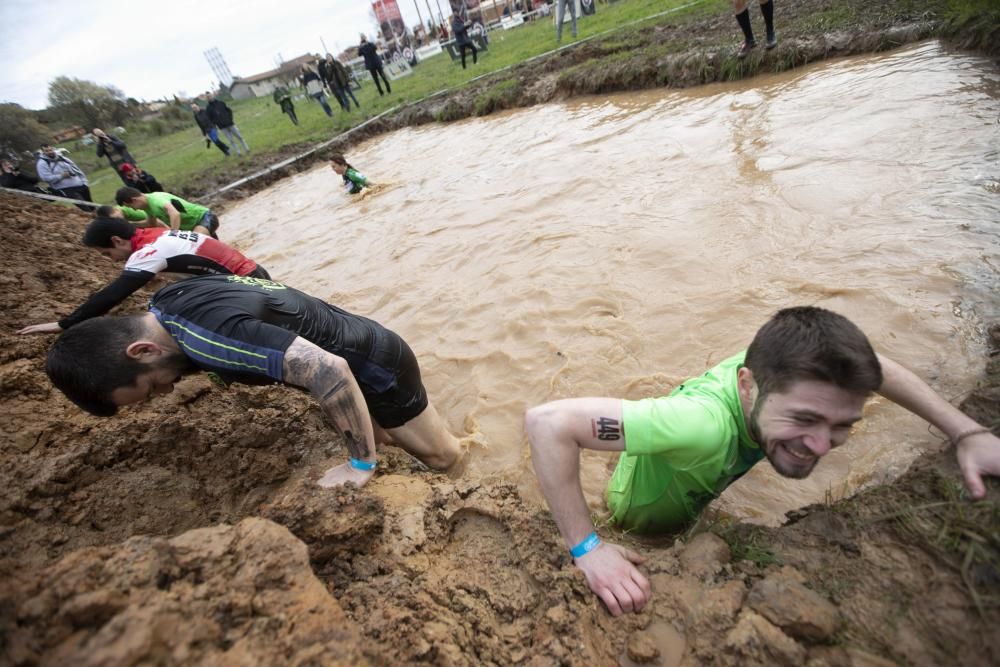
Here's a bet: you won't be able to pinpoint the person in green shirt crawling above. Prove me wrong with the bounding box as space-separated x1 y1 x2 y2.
330 154 370 195
525 306 1000 617
93 204 166 228
115 186 220 238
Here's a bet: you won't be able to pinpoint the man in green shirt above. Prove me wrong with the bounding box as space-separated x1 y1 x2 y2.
116 186 220 238
94 204 165 227
525 306 1000 617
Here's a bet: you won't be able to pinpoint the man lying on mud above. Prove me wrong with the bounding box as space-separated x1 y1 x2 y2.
18 217 270 335
525 306 1000 616
45 274 462 487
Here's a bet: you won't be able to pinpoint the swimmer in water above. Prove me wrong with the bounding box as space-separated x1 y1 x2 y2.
330 154 370 195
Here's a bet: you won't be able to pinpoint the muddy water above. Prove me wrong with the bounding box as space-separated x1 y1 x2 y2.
224 42 999 526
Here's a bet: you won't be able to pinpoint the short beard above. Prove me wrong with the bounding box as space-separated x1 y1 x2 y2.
750 394 817 479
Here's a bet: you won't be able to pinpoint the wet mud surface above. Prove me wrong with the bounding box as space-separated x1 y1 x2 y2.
1 191 998 665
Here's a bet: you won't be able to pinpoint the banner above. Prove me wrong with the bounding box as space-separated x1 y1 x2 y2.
372 0 402 23
372 0 406 43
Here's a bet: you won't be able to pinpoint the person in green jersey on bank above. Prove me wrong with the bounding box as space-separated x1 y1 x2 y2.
330 154 370 195
525 306 1000 616
115 186 220 238
93 204 166 228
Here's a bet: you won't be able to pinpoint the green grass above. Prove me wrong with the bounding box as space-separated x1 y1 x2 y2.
55 0 723 204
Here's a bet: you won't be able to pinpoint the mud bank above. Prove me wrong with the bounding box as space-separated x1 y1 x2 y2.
1 192 998 665
189 0 998 205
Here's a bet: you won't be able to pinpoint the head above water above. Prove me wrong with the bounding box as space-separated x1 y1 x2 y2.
329 154 354 175
737 306 883 479
744 306 883 398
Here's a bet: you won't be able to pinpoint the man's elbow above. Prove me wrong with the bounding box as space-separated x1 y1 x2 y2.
525 402 566 452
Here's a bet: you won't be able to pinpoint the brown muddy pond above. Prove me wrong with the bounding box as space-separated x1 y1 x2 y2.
223 41 1000 526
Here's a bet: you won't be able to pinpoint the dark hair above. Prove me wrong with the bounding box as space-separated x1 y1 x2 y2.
46 315 149 417
94 204 117 217
330 154 355 170
745 306 882 397
115 186 142 205
83 217 136 247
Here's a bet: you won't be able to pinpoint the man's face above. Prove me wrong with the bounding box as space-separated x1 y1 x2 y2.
748 379 866 479
96 236 132 262
109 351 193 408
41 145 55 157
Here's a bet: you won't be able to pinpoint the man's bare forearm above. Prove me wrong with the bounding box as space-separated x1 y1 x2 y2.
283 338 375 460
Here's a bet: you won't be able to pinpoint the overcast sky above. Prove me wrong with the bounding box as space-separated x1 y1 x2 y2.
0 0 444 110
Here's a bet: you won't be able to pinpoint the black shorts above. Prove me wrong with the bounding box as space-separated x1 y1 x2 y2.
340 331 428 429
200 211 220 233
248 265 272 280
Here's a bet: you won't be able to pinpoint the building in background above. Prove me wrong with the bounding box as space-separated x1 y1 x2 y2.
229 54 320 100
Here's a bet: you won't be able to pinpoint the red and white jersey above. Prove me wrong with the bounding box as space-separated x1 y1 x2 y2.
126 228 258 277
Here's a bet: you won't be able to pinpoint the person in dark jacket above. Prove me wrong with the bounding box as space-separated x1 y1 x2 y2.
272 85 299 125
330 55 361 110
1 159 45 193
119 163 163 194
206 96 250 157
320 54 353 112
93 129 136 182
450 15 478 69
190 103 230 156
358 35 391 96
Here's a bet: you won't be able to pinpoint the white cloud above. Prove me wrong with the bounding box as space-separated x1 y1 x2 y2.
0 0 425 109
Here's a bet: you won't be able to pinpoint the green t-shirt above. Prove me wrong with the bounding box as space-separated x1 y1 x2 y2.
342 167 368 195
606 351 764 534
145 192 210 231
120 206 148 223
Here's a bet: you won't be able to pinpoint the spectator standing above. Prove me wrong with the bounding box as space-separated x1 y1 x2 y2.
206 96 250 157
300 64 334 117
272 86 299 125
358 35 392 96
319 54 348 112
1 159 45 193
36 145 92 205
93 129 136 182
191 103 230 156
555 0 578 42
450 15 478 69
331 56 361 110
734 0 777 59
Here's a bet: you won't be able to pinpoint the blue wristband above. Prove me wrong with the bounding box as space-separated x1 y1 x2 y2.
570 531 601 558
349 458 376 471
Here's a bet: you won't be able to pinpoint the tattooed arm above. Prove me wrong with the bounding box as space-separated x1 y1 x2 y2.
524 398 650 616
283 336 377 488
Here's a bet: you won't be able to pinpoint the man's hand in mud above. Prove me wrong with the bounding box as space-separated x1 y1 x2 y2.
316 462 375 489
956 429 1000 499
574 542 651 616
17 322 63 335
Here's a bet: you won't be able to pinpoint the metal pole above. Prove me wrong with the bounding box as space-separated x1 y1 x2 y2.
412 0 424 37
320 36 329 55
425 0 435 28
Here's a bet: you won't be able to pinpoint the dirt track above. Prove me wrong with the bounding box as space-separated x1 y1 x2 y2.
1 190 998 665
